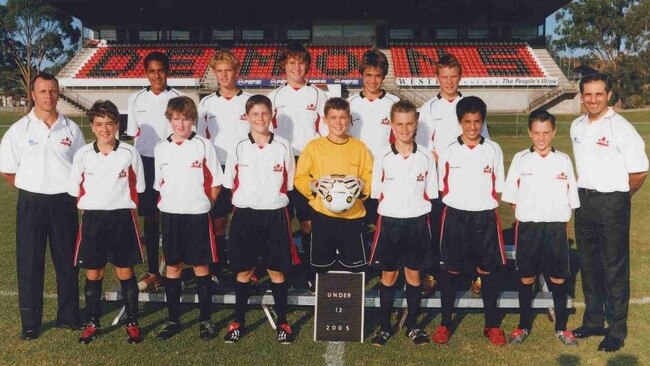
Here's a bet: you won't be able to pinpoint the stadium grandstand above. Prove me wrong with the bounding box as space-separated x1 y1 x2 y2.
49 0 579 119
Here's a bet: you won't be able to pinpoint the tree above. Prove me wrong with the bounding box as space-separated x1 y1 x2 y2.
0 0 80 109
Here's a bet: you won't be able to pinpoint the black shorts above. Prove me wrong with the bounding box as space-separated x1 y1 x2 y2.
160 212 217 266
439 206 506 273
138 156 160 216
288 156 311 222
311 211 366 269
363 198 379 226
369 215 432 271
209 165 233 219
74 209 143 269
515 221 571 279
228 207 300 273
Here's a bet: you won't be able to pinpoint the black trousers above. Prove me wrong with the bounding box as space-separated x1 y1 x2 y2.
16 190 80 330
575 190 630 341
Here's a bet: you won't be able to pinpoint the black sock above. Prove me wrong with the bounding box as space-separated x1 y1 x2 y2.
405 283 422 330
379 283 396 332
234 280 251 326
440 272 459 327
517 281 534 330
196 274 212 322
548 281 569 331
120 277 139 324
164 277 182 323
144 219 160 275
270 281 289 324
84 279 103 325
480 273 500 328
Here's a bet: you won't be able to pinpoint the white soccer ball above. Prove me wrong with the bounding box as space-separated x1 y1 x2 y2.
317 175 361 213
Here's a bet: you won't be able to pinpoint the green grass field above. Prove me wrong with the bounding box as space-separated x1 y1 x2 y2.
0 110 649 365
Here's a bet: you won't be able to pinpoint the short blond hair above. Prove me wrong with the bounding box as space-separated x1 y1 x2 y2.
209 49 240 70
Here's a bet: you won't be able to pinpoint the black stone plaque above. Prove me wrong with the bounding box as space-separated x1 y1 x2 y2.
314 271 365 342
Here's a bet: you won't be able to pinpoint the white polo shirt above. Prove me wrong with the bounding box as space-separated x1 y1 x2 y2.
68 140 145 210
268 83 328 155
348 90 400 159
126 86 183 158
502 147 580 222
372 143 438 218
224 133 295 210
197 89 252 163
418 93 490 155
570 107 649 192
0 110 85 194
438 136 504 211
153 132 223 214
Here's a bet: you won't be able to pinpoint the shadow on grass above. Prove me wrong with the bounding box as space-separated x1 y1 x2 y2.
606 355 638 366
557 354 580 366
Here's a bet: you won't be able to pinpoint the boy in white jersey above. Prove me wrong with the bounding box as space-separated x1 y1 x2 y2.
222 95 299 344
502 109 580 346
268 43 327 290
418 54 490 296
126 52 183 292
348 48 400 241
368 100 437 346
197 49 252 285
153 97 224 341
433 96 507 346
69 100 145 344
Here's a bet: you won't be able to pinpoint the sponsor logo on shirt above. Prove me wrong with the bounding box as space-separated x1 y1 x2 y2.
416 173 425 182
483 165 493 174
60 137 72 147
118 170 128 178
28 139 38 146
273 164 284 172
136 109 147 113
596 136 610 147
306 103 317 111
381 117 390 125
556 172 568 180
191 160 203 168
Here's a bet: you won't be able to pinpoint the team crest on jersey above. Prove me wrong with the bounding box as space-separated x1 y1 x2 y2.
191 160 203 168
416 173 425 182
273 164 284 172
239 114 247 121
556 172 568 180
306 103 317 111
60 137 72 147
483 165 493 174
596 136 610 147
118 170 128 178
381 117 390 125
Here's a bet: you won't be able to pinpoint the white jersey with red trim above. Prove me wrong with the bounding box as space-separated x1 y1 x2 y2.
268 83 327 155
438 136 504 211
348 90 399 159
224 133 295 210
418 93 490 155
0 110 85 194
153 132 223 214
126 86 183 157
372 143 438 218
68 140 145 210
197 89 252 163
502 147 580 222
570 107 649 192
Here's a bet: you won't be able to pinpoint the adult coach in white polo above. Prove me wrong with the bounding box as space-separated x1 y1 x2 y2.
0 72 85 340
126 51 183 292
570 73 648 352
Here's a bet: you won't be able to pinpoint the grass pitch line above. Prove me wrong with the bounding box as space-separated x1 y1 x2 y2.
323 342 345 366
573 297 650 307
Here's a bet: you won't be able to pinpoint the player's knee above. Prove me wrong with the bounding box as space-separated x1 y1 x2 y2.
549 277 565 285
520 276 535 285
381 271 399 286
476 267 490 275
236 268 255 283
86 268 105 281
267 269 285 283
165 264 183 278
193 265 210 277
404 268 421 286
115 267 134 281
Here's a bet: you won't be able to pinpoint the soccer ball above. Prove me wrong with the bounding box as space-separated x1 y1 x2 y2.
316 175 361 213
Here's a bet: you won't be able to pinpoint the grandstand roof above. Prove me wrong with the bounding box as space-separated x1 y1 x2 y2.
50 0 569 28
